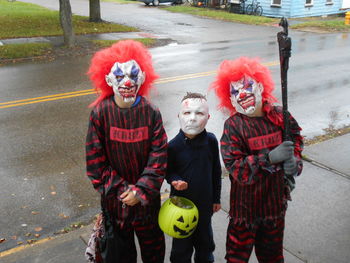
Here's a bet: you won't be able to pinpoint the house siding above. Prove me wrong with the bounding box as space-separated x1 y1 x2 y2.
290 0 344 18
263 0 292 18
259 0 347 18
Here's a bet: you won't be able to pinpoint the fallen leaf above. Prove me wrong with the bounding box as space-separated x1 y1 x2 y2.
0 238 6 243
11 236 17 240
51 191 57 195
34 227 42 232
34 234 40 238
26 239 36 244
25 233 31 237
58 213 69 219
17 241 23 245
78 204 84 208
31 211 39 215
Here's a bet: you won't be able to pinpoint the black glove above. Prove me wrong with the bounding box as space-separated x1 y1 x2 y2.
284 156 297 176
268 141 294 164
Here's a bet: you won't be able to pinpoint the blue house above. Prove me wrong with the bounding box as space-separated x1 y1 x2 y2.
245 0 350 18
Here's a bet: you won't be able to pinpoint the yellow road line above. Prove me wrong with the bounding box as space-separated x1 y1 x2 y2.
0 89 94 106
0 237 55 258
0 91 95 109
0 61 279 109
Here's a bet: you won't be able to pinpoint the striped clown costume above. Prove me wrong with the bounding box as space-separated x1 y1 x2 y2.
86 40 167 263
211 57 303 263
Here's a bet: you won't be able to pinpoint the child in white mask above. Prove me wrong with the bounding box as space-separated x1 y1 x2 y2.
165 92 222 263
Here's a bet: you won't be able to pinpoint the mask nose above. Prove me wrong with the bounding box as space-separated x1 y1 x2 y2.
188 113 196 122
239 92 247 99
124 80 132 87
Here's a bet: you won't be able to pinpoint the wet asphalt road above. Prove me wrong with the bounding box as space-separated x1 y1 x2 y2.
1 0 350 252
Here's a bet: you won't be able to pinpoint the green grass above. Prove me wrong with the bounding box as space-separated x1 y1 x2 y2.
0 0 137 39
163 6 278 25
0 43 52 59
92 38 157 48
291 19 350 32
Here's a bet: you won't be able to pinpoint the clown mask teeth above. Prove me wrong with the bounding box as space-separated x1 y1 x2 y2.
230 76 263 116
239 95 256 110
105 60 145 102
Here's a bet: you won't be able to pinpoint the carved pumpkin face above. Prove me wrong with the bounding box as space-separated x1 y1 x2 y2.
158 196 199 239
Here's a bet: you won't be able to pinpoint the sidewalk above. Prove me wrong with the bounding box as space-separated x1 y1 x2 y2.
0 31 169 46
1 133 349 263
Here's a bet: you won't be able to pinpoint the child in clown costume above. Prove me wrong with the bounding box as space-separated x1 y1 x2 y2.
211 57 303 263
86 40 168 263
166 92 222 263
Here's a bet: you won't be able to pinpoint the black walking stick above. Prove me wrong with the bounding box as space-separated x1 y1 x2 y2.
277 17 292 141
277 17 296 190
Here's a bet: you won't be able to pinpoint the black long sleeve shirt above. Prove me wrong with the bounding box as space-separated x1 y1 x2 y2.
166 130 222 221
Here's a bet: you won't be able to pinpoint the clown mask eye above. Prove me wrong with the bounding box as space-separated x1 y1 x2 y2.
243 79 254 92
230 86 239 97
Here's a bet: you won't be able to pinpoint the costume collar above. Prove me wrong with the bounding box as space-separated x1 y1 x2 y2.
179 129 208 146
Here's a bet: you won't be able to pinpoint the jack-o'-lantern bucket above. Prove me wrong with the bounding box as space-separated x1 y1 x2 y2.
158 196 199 239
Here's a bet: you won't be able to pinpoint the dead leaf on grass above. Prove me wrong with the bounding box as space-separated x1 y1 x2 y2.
34 227 43 232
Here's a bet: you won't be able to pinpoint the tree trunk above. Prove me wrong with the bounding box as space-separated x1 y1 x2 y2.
89 0 102 22
59 0 75 47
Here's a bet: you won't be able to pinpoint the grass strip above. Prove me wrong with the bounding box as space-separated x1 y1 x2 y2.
163 6 278 25
0 43 52 59
291 20 350 32
0 0 137 39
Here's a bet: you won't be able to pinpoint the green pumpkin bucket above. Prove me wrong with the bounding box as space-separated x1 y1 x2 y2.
158 196 199 239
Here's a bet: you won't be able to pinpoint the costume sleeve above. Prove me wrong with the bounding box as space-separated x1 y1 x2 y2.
86 110 125 195
289 114 304 176
210 135 222 204
165 144 183 184
132 110 168 205
220 119 273 185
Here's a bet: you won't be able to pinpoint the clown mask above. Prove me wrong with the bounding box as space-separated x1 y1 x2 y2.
179 98 209 138
105 60 145 104
230 76 263 116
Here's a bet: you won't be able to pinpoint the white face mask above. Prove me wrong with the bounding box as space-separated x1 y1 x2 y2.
179 98 209 137
230 76 263 116
105 60 145 103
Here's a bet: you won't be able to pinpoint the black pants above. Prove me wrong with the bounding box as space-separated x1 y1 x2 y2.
116 220 165 263
170 217 215 263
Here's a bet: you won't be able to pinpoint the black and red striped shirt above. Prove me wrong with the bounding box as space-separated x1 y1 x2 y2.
220 104 303 226
86 96 168 224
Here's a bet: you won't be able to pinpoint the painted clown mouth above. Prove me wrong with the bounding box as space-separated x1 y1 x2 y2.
238 95 255 109
118 86 137 98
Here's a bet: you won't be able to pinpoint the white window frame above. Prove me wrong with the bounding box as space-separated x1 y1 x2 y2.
271 0 282 7
305 0 313 7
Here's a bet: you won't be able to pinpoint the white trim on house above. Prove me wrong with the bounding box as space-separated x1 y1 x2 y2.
305 0 313 7
271 0 281 7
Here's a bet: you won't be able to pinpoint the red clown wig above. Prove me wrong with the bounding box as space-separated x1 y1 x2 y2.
210 57 278 115
87 40 159 107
